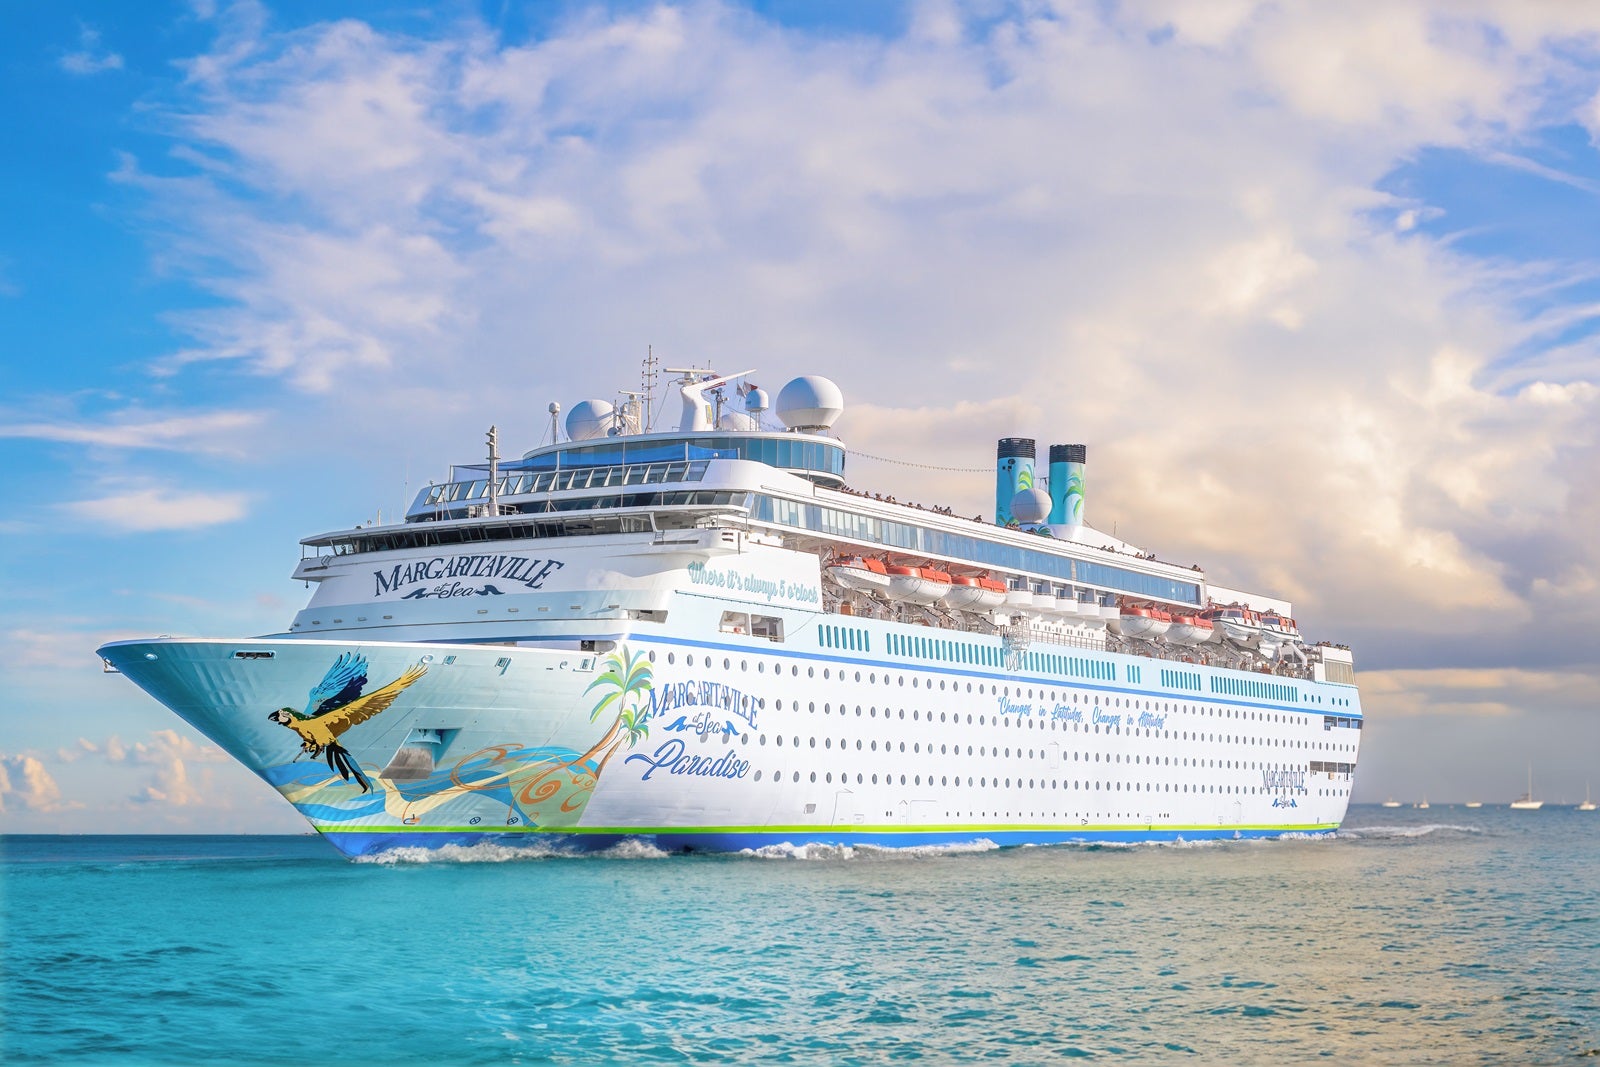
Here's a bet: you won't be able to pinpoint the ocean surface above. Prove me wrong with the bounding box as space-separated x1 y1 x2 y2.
3 806 1597 1065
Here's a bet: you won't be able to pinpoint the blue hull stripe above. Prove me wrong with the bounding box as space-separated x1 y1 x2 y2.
322 826 1334 858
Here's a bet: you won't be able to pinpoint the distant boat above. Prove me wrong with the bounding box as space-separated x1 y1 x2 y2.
1464 801 1483 808
1415 797 1429 810
1381 798 1401 808
1510 764 1543 810
1580 781 1596 813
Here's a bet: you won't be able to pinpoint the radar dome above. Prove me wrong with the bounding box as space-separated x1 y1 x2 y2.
775 376 844 431
745 387 770 414
1010 487 1052 525
565 399 615 441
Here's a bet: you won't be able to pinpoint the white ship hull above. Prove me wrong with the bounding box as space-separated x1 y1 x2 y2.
100 591 1361 858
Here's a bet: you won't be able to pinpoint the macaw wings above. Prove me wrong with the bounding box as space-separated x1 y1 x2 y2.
302 652 370 718
306 661 429 738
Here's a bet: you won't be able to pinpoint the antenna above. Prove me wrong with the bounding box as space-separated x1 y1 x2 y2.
641 346 660 433
486 426 501 516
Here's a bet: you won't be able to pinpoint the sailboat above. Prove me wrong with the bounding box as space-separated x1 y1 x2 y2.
1415 797 1430 810
1510 764 1543 810
1381 797 1401 808
1580 782 1596 812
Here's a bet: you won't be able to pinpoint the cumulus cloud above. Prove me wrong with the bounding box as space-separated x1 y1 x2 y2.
0 754 79 813
60 487 250 531
79 0 1600 685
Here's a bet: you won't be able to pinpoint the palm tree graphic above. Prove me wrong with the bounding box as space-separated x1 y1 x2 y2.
511 645 655 818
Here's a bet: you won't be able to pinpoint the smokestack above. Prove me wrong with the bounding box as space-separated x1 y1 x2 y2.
1048 443 1087 525
996 438 1036 525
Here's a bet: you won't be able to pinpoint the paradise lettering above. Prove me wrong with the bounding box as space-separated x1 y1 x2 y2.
373 555 564 596
624 738 751 782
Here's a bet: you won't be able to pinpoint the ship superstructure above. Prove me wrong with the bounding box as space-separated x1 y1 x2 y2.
99 363 1362 856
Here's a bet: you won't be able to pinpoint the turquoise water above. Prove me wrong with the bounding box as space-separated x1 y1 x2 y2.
4 807 1597 1064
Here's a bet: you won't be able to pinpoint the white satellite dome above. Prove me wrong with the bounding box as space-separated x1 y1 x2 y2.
775 376 844 431
1010 488 1052 525
565 399 616 441
745 387 770 414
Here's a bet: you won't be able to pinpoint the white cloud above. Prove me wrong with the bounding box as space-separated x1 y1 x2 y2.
1361 666 1600 719
0 410 262 453
60 488 250 532
71 0 1600 673
60 25 124 76
0 755 80 813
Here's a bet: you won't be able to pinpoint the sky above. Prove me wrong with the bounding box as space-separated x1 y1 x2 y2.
3 0 1599 831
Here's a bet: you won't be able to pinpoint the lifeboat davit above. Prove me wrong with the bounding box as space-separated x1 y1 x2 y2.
828 556 890 594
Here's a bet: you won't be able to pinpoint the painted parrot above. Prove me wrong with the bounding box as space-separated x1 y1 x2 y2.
267 652 428 793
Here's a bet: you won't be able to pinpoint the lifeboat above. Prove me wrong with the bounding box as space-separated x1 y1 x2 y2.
1165 614 1213 646
828 555 890 594
1262 613 1302 646
942 575 988 611
974 577 1008 611
1145 608 1171 640
886 565 951 606
1114 605 1149 638
1204 606 1260 648
916 566 954 606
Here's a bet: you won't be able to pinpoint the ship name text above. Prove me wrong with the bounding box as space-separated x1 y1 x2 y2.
1261 768 1306 791
625 738 751 782
372 555 565 597
650 679 758 731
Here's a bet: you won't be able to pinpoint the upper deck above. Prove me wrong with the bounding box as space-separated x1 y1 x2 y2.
291 362 1348 686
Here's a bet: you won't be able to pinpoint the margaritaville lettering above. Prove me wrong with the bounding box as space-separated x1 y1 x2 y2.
650 679 758 730
373 555 565 596
1261 767 1307 791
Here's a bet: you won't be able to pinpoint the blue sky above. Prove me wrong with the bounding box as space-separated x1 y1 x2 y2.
4 0 1600 830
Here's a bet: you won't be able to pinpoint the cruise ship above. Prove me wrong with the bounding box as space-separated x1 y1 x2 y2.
98 362 1363 857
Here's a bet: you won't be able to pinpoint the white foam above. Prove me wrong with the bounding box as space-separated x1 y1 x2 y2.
356 837 669 864
738 838 1001 861
1336 823 1482 840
